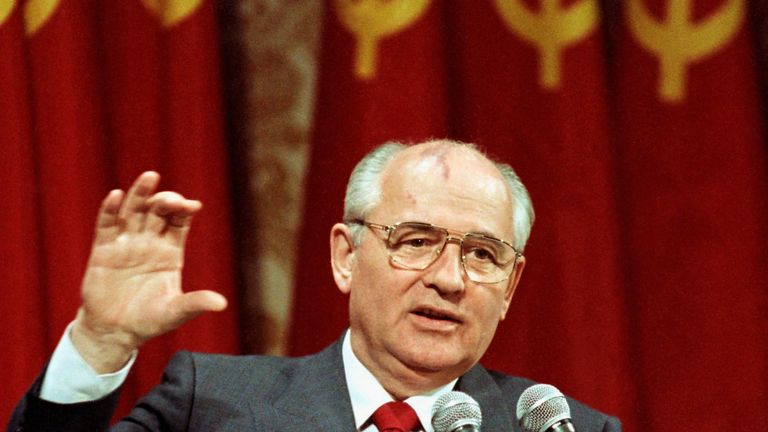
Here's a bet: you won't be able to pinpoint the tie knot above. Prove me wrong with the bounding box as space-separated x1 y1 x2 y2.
372 401 422 432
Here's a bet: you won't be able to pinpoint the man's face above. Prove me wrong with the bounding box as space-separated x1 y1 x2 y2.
334 144 525 393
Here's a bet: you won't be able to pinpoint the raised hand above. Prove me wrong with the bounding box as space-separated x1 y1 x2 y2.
70 172 227 373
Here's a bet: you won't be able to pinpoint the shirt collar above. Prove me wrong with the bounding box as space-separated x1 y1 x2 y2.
342 329 458 431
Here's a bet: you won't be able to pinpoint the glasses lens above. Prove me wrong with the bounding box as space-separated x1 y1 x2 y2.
462 234 517 283
387 223 445 269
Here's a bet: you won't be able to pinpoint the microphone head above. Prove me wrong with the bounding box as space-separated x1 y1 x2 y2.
516 384 571 432
431 391 482 432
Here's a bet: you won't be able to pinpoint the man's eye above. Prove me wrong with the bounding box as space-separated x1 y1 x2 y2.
403 238 429 248
469 248 496 262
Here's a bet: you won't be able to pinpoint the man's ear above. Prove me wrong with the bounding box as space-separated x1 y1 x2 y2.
499 256 525 320
330 223 356 294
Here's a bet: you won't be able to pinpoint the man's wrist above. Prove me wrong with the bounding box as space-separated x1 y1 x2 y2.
39 322 136 403
70 311 138 374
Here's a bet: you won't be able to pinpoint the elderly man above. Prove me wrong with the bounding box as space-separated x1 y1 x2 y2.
9 140 621 431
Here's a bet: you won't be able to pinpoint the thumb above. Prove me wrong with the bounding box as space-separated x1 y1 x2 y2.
170 290 228 324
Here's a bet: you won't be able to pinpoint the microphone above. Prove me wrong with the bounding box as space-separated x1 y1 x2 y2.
431 391 482 432
516 384 576 432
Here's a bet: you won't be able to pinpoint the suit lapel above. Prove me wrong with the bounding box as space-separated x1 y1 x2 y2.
254 339 357 430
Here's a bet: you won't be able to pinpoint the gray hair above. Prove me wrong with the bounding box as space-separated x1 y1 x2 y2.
343 140 535 251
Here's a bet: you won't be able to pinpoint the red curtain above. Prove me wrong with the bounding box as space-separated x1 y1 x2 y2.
0 0 239 422
290 1 768 431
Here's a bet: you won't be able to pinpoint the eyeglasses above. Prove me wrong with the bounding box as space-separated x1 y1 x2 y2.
347 220 522 284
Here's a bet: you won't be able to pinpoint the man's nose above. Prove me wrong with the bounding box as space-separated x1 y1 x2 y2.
422 240 466 295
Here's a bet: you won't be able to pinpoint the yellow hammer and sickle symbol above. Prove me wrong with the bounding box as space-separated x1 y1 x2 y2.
140 0 204 27
627 0 745 103
0 0 14 28
24 0 62 35
334 0 431 80
493 0 599 90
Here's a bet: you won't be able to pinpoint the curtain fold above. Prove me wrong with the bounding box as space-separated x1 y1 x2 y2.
290 1 768 430
611 0 768 427
0 2 47 415
1 0 239 422
4 1 767 430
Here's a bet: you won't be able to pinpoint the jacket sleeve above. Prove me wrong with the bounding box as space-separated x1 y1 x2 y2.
6 369 120 432
7 352 197 432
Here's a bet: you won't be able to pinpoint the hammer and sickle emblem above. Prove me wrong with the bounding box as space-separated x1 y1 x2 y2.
140 0 204 27
493 0 599 90
0 0 14 28
627 0 745 103
334 0 431 80
24 0 61 35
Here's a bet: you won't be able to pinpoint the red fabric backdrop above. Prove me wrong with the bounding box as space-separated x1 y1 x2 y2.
290 1 768 431
3 1 768 431
0 0 239 423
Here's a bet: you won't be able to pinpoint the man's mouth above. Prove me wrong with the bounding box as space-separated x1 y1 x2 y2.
412 307 461 323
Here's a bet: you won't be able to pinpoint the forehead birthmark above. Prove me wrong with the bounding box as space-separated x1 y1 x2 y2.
418 146 451 180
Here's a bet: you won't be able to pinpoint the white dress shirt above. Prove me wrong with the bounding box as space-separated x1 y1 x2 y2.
342 330 457 432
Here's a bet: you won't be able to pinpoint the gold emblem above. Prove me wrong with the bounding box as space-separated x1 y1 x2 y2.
493 0 599 89
24 0 61 35
0 0 14 28
140 0 204 27
334 0 431 80
627 0 744 102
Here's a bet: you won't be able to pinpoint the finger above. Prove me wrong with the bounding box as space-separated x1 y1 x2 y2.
144 192 199 234
168 291 228 326
93 190 125 245
165 200 203 247
118 172 160 233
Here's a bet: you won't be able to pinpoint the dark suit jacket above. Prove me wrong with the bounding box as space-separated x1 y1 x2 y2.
8 339 621 431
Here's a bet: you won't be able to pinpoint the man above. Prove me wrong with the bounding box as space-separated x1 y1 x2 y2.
8 140 621 431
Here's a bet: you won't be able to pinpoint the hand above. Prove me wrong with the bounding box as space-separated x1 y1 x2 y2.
71 172 227 373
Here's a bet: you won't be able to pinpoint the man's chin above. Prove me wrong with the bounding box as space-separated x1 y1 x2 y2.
397 347 471 376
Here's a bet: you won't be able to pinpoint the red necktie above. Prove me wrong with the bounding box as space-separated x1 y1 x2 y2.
371 401 422 432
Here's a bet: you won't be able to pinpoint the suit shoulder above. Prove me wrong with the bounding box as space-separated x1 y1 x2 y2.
483 368 538 397
186 350 302 373
168 349 330 402
482 369 622 431
180 351 305 383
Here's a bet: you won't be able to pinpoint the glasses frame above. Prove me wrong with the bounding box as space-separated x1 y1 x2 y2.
347 219 523 284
